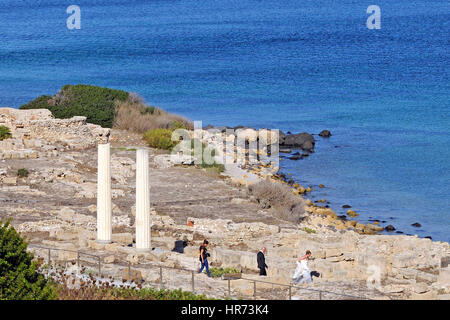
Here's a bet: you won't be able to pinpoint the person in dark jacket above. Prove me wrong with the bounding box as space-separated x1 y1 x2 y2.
257 247 268 276
198 239 211 277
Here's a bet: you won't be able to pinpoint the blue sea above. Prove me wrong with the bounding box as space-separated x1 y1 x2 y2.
0 1 448 241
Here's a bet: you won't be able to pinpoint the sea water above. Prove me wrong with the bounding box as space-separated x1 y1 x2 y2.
0 0 448 241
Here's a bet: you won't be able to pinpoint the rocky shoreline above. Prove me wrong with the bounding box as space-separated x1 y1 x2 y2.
201 124 429 239
0 108 449 300
200 125 392 236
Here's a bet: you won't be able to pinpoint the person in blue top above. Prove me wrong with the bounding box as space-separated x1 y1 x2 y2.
198 239 211 277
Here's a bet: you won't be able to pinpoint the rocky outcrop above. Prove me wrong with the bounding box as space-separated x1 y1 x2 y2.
281 132 315 152
319 130 332 138
0 108 110 160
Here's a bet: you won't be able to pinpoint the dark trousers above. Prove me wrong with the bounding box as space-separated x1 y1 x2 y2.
198 259 210 277
259 267 267 276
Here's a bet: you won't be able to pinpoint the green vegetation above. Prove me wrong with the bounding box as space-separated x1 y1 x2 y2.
204 165 225 176
201 162 225 173
20 84 129 128
209 267 241 279
17 168 29 178
0 125 11 141
111 147 137 152
143 128 180 151
303 227 316 234
0 220 57 300
55 283 213 300
170 121 187 130
18 84 192 133
114 100 192 133
139 106 156 115
19 95 53 110
143 130 225 173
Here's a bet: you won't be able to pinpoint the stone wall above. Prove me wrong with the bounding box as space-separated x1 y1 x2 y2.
0 108 110 160
151 214 449 298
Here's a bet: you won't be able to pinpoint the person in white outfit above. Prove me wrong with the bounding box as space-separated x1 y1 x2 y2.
292 250 312 284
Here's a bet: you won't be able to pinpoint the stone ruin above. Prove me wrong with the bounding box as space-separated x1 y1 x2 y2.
0 107 110 161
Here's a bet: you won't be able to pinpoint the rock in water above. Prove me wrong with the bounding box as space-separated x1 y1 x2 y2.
282 132 315 151
385 225 396 232
411 222 422 228
288 155 302 160
346 209 359 217
319 130 332 138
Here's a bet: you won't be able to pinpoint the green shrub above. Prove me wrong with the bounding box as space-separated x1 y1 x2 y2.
134 288 211 300
18 95 52 110
19 85 192 132
170 121 186 130
0 125 11 141
201 162 225 173
112 147 136 152
20 85 129 128
114 100 192 133
303 227 316 234
56 283 214 300
140 106 156 115
0 220 57 300
17 169 29 178
143 128 179 151
209 267 241 278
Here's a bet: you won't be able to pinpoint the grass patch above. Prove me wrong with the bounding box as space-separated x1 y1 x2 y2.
209 267 241 279
112 147 137 152
303 227 316 234
201 162 225 173
143 128 179 151
113 99 192 133
17 168 29 178
0 125 11 141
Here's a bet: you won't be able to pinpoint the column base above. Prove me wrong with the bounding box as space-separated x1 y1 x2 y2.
136 247 151 253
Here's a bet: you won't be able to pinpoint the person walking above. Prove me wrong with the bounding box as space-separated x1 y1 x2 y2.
198 240 211 277
257 247 268 276
292 250 312 284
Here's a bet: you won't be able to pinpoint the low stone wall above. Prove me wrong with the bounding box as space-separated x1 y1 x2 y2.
206 222 450 298
0 108 110 160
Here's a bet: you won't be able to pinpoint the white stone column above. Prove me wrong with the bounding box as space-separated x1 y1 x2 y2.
136 148 151 251
97 143 112 243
